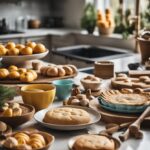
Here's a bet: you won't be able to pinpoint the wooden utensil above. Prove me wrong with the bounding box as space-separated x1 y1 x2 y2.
129 106 150 135
100 122 131 135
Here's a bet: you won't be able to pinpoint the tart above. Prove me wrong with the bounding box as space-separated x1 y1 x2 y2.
100 90 150 106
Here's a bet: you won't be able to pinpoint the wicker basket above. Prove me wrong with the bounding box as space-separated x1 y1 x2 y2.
94 61 114 79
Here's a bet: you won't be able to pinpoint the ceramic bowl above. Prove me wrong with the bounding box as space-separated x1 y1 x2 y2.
21 84 56 110
53 79 74 100
1 50 49 65
2 130 55 150
0 103 35 127
80 76 102 91
98 26 115 35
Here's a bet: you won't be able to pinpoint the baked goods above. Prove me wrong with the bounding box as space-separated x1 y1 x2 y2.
111 73 150 89
81 75 102 91
3 131 49 150
0 68 9 79
0 42 47 56
64 86 95 107
1 103 23 117
0 65 37 82
73 134 115 150
43 107 91 125
40 64 77 78
100 90 150 106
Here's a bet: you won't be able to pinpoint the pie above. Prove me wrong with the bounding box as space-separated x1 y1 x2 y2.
73 134 115 150
100 90 150 106
43 107 91 125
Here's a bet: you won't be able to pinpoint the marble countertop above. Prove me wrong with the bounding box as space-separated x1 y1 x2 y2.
13 70 150 150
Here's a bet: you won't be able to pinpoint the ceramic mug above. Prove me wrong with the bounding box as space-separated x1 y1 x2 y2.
53 79 74 100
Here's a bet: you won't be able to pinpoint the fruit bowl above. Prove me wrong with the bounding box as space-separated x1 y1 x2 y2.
1 50 49 65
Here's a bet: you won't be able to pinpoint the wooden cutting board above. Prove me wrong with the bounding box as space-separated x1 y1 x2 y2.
89 99 150 125
0 73 77 84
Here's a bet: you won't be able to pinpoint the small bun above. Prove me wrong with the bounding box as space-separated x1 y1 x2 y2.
68 65 77 74
57 67 66 77
63 66 73 75
47 67 58 77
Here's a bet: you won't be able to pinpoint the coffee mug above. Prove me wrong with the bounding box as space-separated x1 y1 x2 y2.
53 79 74 100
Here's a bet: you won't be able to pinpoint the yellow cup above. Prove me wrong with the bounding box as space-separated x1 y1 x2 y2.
21 84 56 110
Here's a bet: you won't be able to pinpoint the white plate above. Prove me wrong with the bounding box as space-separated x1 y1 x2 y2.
1 50 49 65
34 105 101 130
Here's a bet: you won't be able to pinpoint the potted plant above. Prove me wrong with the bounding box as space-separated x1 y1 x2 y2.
81 3 96 34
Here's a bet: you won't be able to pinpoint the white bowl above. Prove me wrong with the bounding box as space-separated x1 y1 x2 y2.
1 50 49 65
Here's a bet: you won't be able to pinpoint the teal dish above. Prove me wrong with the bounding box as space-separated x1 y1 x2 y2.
53 79 74 101
98 97 147 113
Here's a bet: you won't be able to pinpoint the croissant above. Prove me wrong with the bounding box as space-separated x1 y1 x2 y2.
30 133 46 146
30 140 43 149
14 132 30 145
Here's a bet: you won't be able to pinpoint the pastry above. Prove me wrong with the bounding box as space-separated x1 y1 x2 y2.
26 41 36 49
40 66 50 75
8 71 20 79
15 144 32 150
63 66 73 75
14 132 30 145
43 107 91 125
20 46 33 55
3 137 18 148
0 121 7 132
47 66 58 77
57 67 66 77
5 42 16 49
68 64 78 74
30 133 46 146
139 76 149 81
100 90 150 106
27 70 38 80
8 65 18 72
73 134 115 150
0 44 7 55
7 47 19 56
0 68 9 79
20 72 34 82
18 68 27 74
33 43 46 53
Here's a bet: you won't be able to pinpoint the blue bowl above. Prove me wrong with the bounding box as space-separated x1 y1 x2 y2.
53 79 74 100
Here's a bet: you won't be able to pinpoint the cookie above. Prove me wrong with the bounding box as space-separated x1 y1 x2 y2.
43 107 91 125
139 76 150 81
73 134 115 150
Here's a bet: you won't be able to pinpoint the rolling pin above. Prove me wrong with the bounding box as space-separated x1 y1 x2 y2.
129 106 150 135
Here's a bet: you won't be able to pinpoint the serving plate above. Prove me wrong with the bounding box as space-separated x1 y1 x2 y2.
68 134 120 150
1 50 49 65
34 105 101 130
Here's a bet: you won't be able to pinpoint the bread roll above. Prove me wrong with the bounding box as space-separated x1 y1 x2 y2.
57 67 66 77
47 66 58 77
63 66 73 75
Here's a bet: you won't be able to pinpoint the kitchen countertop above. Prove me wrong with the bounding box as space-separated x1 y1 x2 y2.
0 28 134 40
0 28 82 39
14 71 150 150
